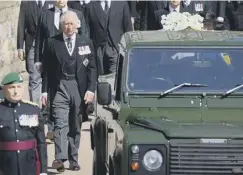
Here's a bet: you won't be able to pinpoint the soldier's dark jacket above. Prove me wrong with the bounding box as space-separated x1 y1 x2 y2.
0 99 47 175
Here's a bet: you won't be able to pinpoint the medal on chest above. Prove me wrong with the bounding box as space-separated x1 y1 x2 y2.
19 114 39 127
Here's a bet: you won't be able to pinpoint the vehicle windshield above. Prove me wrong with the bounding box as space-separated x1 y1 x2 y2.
127 47 243 93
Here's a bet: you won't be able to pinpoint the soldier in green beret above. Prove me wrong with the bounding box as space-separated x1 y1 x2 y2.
0 72 47 175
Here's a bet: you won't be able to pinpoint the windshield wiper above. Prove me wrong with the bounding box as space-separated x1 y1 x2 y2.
220 84 243 99
160 83 208 97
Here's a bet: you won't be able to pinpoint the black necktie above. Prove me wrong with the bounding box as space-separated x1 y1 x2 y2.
38 0 42 8
60 8 63 18
66 38 72 53
104 0 109 14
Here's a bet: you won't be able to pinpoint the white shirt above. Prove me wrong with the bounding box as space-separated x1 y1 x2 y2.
100 0 111 11
36 0 45 7
54 6 68 30
183 0 191 6
63 33 76 56
169 4 180 12
80 0 91 5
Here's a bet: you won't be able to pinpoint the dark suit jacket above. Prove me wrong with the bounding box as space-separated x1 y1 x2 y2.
34 7 89 63
138 1 166 30
67 0 87 14
17 1 55 55
154 1 213 30
42 33 96 104
86 1 132 51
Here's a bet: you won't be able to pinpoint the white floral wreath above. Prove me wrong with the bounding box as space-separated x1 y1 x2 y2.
161 12 204 31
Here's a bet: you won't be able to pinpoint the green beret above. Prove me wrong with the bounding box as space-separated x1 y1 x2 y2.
1 72 23 86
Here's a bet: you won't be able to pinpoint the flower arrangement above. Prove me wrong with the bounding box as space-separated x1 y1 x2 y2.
161 12 204 31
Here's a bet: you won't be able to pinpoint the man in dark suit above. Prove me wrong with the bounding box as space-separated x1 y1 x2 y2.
41 11 96 172
34 0 89 64
34 0 89 139
17 0 55 105
86 1 132 76
154 0 213 30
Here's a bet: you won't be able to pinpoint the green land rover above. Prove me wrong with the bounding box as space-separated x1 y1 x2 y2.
91 29 243 175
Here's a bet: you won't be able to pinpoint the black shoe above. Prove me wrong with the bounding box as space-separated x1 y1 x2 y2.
52 160 65 173
69 164 80 171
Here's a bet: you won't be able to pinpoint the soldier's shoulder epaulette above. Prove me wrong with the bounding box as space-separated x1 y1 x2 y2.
22 100 39 107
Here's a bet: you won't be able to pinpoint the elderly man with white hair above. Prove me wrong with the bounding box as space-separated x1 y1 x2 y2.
41 10 97 172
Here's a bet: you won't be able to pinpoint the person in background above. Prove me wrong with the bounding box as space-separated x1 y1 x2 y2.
34 0 89 141
138 1 166 30
226 1 243 31
17 0 55 105
41 11 96 172
0 72 47 175
154 0 213 30
86 0 132 76
67 0 90 15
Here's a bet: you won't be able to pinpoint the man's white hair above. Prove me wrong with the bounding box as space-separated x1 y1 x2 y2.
60 10 79 27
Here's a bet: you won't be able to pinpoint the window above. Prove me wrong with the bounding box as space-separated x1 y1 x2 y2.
127 47 243 93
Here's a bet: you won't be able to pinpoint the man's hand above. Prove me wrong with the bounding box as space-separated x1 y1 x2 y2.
84 91 94 104
41 93 48 106
18 49 25 61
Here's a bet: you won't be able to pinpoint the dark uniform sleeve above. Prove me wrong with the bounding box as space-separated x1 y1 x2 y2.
36 111 47 174
17 1 26 50
87 40 97 93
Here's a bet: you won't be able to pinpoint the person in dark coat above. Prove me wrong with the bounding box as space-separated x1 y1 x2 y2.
86 0 132 76
34 0 89 64
41 11 97 172
34 0 89 141
0 72 47 175
154 0 213 30
17 0 55 105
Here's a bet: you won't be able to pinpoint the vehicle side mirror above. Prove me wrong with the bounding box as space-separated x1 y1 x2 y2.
97 82 112 105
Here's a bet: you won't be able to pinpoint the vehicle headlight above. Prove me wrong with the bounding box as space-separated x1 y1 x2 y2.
142 150 163 171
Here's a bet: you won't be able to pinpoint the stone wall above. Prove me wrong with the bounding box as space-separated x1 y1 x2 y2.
0 1 26 80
